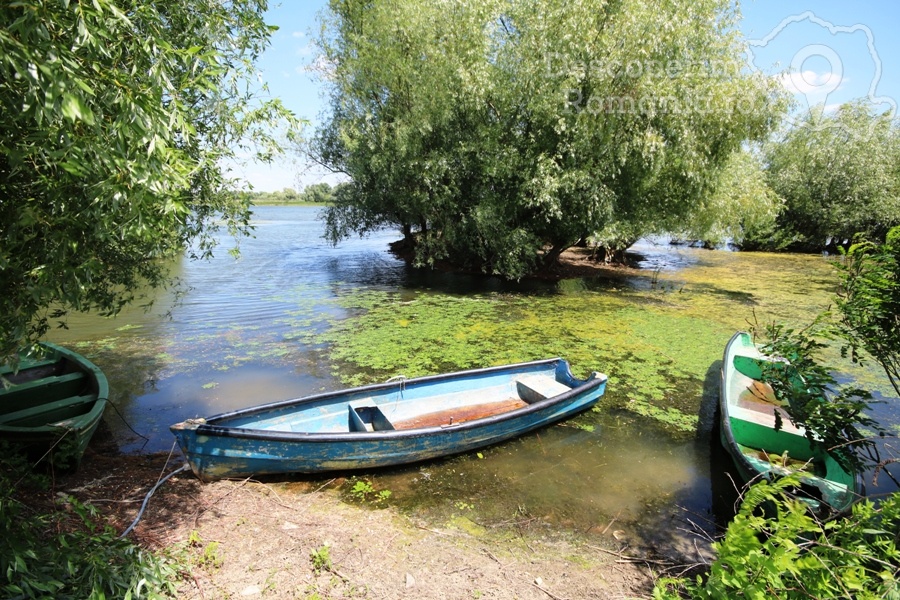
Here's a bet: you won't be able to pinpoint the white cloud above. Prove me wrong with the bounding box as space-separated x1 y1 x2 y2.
292 31 305 39
777 70 845 95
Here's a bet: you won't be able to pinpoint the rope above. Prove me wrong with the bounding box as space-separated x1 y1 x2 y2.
385 374 407 393
107 400 150 444
119 448 190 539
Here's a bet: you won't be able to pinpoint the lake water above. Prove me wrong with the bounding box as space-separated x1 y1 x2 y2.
46 205 899 551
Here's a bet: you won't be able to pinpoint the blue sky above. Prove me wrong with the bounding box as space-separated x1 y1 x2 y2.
237 1 900 192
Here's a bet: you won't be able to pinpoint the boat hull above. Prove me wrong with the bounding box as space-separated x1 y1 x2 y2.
0 343 109 468
719 332 863 515
171 358 607 481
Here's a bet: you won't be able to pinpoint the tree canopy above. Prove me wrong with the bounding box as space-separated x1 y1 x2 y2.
749 102 900 252
313 0 785 278
0 0 298 360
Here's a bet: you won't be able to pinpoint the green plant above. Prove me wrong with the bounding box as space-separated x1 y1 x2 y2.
753 102 900 253
0 474 180 599
316 0 784 278
836 226 900 397
185 530 223 571
309 545 332 575
654 476 900 599
753 322 877 474
0 0 300 362
347 478 391 505
349 479 375 501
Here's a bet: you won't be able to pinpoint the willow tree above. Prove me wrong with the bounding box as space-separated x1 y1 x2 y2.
313 0 785 278
0 0 298 360
754 102 900 252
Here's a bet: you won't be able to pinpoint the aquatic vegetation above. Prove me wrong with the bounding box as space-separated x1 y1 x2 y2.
627 399 699 432
346 478 392 505
307 287 731 432
46 232 889 440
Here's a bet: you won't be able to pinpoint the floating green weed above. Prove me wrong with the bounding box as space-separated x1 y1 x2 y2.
627 399 699 432
309 287 731 432
295 248 876 433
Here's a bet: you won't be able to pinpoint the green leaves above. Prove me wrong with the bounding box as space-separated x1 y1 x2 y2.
836 226 900 398
754 322 877 474
0 0 301 360
314 0 784 278
754 102 900 252
657 477 900 599
60 93 94 124
0 464 179 599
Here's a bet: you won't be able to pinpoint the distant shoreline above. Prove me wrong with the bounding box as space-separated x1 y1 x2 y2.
250 201 332 207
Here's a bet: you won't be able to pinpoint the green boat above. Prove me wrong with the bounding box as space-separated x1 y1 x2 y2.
720 332 863 515
0 342 109 468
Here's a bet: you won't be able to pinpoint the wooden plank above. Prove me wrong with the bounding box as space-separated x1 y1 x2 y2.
391 398 528 430
0 394 95 427
515 375 571 403
0 372 88 412
0 357 60 379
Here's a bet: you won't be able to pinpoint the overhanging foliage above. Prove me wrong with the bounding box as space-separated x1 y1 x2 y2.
0 0 299 360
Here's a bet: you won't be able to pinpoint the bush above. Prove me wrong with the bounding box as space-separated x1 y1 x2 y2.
654 476 900 599
0 468 180 599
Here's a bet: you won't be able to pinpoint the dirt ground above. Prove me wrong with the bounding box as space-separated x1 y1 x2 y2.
49 444 667 600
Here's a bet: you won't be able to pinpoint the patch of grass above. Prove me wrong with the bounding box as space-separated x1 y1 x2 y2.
309 544 332 574
186 530 223 571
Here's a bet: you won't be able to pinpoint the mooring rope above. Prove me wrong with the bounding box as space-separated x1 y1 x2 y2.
119 443 189 539
385 374 407 393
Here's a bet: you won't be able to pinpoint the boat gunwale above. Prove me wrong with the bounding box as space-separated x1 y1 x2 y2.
173 358 607 443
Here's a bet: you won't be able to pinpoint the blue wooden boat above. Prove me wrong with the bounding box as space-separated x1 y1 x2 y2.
171 358 607 481
1 342 109 469
720 332 863 515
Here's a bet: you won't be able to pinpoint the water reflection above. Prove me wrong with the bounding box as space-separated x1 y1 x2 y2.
43 206 898 550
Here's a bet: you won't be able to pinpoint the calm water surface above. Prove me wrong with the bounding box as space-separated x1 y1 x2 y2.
46 206 899 551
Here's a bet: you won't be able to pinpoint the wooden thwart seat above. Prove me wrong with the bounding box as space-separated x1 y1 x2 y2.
0 357 61 379
348 399 395 432
515 375 571 403
1 371 88 412
732 378 804 435
0 393 96 427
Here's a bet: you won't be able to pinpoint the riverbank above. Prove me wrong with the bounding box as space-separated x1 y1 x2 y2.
51 445 659 599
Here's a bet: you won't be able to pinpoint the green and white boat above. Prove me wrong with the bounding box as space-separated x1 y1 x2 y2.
1 343 109 468
719 332 863 515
